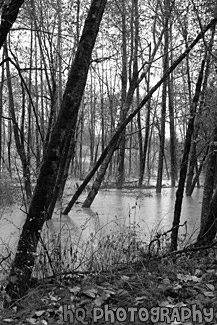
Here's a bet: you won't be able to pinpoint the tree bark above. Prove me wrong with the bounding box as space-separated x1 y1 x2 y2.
138 47 151 187
5 0 107 304
196 185 217 247
116 0 128 189
82 142 117 208
196 127 217 246
170 58 206 252
0 48 5 175
186 25 215 195
187 146 208 196
0 0 24 49
156 0 169 193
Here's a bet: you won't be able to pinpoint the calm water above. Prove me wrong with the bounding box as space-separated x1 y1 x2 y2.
0 187 203 253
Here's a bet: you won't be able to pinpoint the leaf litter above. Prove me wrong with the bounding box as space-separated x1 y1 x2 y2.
1 250 217 324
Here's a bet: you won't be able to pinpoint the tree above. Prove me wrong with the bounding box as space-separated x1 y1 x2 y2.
196 126 217 246
62 17 217 212
156 0 170 193
0 0 24 48
5 0 107 304
170 57 206 252
186 25 215 195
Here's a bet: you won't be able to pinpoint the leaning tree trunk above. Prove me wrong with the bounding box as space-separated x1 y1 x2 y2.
0 0 24 49
82 141 117 208
5 0 107 304
170 57 206 252
62 19 217 214
186 25 215 196
187 146 208 196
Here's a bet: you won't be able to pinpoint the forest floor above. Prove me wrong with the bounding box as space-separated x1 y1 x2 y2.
1 248 217 325
0 177 212 325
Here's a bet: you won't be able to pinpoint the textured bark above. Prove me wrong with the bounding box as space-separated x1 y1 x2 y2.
186 25 215 196
138 45 151 187
168 72 177 187
116 0 127 189
0 49 4 174
82 142 116 208
170 58 206 252
0 0 24 49
5 0 107 304
187 146 208 196
196 128 217 246
156 0 169 193
186 142 197 195
196 187 217 247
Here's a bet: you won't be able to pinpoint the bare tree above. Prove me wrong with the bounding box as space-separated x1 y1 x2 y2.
170 57 206 252
63 17 217 212
5 0 107 304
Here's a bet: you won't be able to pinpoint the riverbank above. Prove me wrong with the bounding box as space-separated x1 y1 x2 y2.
1 246 217 325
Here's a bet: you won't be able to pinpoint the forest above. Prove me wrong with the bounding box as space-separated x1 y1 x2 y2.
1 0 217 323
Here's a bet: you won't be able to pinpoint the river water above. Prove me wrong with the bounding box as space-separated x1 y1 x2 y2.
0 186 204 255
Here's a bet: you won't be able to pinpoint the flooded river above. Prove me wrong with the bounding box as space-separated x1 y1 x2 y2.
0 186 203 254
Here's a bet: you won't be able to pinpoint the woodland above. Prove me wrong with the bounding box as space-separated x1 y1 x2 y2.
1 0 217 323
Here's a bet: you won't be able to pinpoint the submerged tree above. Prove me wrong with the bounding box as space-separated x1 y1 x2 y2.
156 0 170 193
5 0 107 304
62 17 217 213
170 57 207 252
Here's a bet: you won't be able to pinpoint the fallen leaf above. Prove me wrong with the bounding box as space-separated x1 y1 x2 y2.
2 320 14 323
194 269 202 276
38 321 48 325
203 291 214 297
69 286 81 294
116 289 130 297
158 300 170 307
35 310 46 317
135 296 148 302
206 284 215 291
94 296 105 306
162 278 171 285
121 275 130 281
26 318 37 324
82 288 98 298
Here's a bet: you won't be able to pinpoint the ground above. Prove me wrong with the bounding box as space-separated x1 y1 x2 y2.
1 249 217 325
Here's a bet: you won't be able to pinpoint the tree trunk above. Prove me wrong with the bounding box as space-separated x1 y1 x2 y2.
187 146 208 196
196 127 217 246
5 42 32 200
168 72 177 187
138 45 151 187
62 19 217 213
0 48 5 175
156 0 169 193
196 187 217 247
116 0 128 189
170 58 206 252
0 0 24 49
5 0 108 304
186 25 215 195
82 142 117 208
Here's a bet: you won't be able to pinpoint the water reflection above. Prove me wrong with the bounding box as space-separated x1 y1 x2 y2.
0 187 203 253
